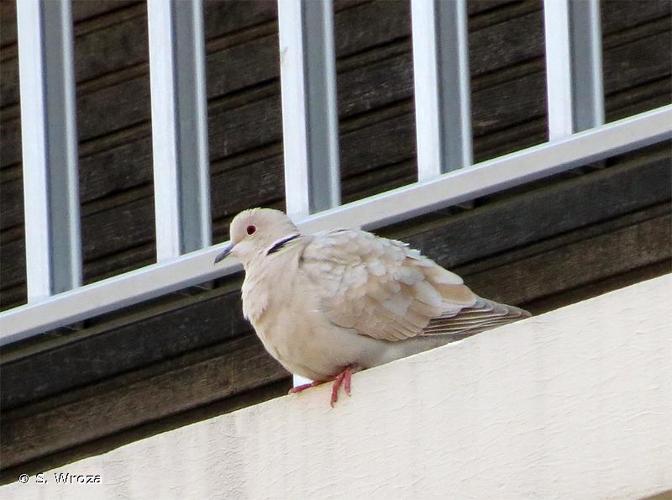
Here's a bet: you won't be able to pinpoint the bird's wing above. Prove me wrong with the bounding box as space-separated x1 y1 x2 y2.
300 229 527 342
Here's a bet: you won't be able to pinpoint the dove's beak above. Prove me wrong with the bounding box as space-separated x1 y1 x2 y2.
214 244 233 264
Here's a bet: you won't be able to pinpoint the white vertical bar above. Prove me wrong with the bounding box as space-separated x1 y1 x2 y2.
148 0 180 260
570 0 604 131
293 375 312 388
544 0 604 140
176 0 211 254
543 0 573 140
17 0 82 302
304 0 340 213
278 0 310 218
412 0 472 182
147 0 211 261
278 0 340 220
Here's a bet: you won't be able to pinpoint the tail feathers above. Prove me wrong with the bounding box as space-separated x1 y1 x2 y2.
422 297 530 337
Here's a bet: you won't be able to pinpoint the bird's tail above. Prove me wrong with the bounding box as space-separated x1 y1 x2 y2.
422 297 531 337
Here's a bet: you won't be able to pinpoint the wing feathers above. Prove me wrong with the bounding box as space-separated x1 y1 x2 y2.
301 229 529 343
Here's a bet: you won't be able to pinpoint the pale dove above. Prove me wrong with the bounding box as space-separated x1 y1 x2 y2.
215 208 530 406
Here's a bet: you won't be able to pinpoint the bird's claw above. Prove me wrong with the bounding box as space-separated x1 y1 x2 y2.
330 366 354 407
289 366 355 407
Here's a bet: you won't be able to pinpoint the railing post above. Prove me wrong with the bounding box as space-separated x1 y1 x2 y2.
411 0 472 181
16 0 82 302
544 0 604 140
147 0 211 261
278 0 341 220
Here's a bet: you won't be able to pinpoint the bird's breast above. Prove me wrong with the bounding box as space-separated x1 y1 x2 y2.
241 278 268 324
240 254 306 348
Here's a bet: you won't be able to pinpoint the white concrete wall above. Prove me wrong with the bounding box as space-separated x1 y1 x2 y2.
3 274 671 500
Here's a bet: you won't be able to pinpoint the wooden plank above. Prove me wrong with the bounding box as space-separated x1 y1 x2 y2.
601 0 671 35
0 0 17 49
0 285 248 409
0 334 289 470
468 9 544 79
523 259 671 315
468 0 535 22
607 79 672 121
0 0 283 108
0 1 140 49
1 8 147 108
603 27 672 99
465 210 671 307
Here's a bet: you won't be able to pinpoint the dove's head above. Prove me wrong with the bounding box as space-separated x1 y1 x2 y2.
214 208 300 268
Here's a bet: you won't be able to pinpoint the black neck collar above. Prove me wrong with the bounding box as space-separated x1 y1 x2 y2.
266 234 301 255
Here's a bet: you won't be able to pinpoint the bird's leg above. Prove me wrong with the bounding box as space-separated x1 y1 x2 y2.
288 365 357 407
330 365 355 407
343 368 352 396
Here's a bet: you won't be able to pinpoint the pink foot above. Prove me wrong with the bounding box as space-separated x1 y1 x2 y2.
330 366 354 407
288 381 320 394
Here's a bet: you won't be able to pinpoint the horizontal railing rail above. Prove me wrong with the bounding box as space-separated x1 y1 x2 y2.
1 105 670 345
3 0 671 346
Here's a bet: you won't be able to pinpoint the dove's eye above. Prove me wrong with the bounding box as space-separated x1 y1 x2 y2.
246 225 256 235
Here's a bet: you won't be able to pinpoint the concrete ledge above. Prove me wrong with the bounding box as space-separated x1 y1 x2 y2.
3 275 671 499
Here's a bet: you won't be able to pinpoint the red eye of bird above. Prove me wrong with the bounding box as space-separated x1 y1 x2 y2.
246 225 256 235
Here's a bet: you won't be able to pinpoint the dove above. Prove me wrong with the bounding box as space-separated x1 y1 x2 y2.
214 208 530 406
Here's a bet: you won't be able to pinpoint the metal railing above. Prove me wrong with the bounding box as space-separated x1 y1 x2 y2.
2 0 671 346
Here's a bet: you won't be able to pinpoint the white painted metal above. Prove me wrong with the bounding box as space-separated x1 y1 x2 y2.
1 105 670 345
293 375 313 388
147 0 211 261
543 0 573 139
299 105 671 233
1 244 240 346
278 0 340 219
544 0 604 140
16 0 82 302
570 0 605 131
412 0 472 180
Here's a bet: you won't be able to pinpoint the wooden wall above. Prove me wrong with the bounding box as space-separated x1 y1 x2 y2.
0 0 670 482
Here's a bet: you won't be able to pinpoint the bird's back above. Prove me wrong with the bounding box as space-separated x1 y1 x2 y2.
300 228 530 343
